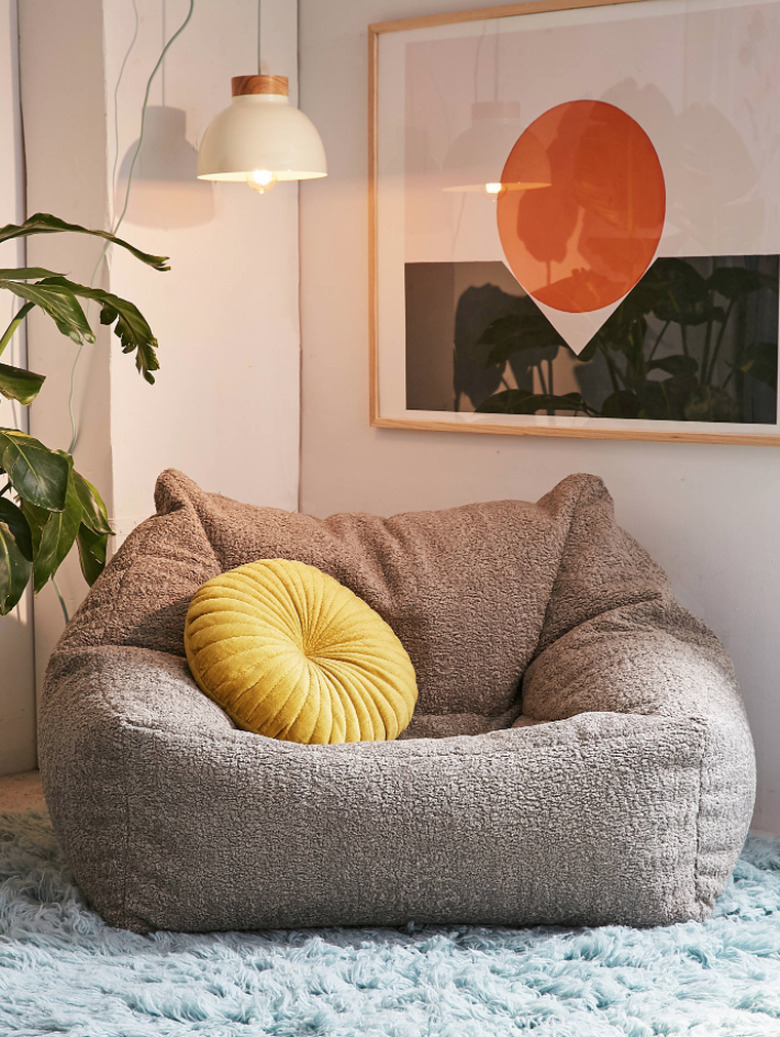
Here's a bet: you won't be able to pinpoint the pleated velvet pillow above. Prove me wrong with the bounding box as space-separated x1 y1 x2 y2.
184 559 417 744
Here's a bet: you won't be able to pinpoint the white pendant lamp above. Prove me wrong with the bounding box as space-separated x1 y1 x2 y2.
197 5 326 194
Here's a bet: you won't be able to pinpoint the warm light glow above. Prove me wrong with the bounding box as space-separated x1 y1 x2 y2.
247 169 278 194
484 182 503 195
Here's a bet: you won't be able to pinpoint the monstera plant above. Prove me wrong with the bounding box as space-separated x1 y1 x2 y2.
470 256 778 423
0 213 167 615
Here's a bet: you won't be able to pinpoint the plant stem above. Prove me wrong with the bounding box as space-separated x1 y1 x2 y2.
599 344 623 393
637 323 648 381
536 362 548 396
0 302 33 359
0 481 10 496
51 576 70 625
681 326 689 358
707 299 736 386
647 320 671 363
701 318 714 387
546 359 555 414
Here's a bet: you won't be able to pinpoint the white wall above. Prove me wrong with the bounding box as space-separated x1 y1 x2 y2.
20 0 116 707
298 0 780 835
19 0 301 707
105 0 301 538
0 0 36 775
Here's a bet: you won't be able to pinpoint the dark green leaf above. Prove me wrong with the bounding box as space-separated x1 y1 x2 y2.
495 336 560 369
506 346 560 392
601 390 641 419
684 385 738 421
76 523 108 586
41 277 159 384
612 267 671 320
0 213 169 271
478 310 563 366
623 318 648 363
591 312 647 362
657 373 700 421
635 381 669 420
0 498 33 560
0 362 46 405
475 389 592 415
477 314 522 365
634 372 700 422
32 462 83 593
0 267 64 280
647 355 699 377
644 258 722 326
0 501 33 615
576 335 601 363
72 471 113 535
683 385 741 423
736 342 778 389
708 266 778 300
0 429 69 510
0 277 94 344
19 498 48 557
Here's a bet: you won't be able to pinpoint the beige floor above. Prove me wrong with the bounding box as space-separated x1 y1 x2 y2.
0 770 46 813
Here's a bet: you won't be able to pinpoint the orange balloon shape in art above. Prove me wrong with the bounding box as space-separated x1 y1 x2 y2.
497 100 666 314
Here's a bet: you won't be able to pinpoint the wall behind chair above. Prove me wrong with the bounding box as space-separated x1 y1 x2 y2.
298 0 780 835
0 0 36 775
18 0 301 726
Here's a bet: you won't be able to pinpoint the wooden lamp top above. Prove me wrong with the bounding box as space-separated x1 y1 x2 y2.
232 75 289 97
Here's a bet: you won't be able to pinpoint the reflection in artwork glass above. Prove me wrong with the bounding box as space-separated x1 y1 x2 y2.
405 256 778 424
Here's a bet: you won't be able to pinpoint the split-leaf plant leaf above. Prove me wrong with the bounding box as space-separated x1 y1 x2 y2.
0 213 167 614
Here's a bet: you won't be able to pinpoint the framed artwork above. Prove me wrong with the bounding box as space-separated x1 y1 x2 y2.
368 0 780 445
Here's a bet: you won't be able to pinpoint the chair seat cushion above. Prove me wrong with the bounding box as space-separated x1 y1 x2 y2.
184 558 418 744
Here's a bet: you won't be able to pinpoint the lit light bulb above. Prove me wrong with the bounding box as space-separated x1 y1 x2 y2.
247 170 278 194
484 182 504 195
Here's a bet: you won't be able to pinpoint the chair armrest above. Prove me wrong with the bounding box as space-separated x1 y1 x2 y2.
523 598 741 722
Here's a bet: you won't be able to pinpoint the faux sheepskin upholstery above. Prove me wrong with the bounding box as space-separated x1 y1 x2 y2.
39 471 756 933
184 559 418 744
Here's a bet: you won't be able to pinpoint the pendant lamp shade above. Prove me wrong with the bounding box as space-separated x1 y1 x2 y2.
197 76 327 188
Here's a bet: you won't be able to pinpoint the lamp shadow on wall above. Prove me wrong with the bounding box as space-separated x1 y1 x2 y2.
116 106 214 228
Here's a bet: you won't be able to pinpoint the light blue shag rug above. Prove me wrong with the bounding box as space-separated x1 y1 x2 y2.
1 812 779 1037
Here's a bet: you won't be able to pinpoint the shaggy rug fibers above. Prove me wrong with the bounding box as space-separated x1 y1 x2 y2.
0 812 779 1037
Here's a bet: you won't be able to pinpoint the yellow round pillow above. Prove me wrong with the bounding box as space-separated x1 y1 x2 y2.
184 559 417 744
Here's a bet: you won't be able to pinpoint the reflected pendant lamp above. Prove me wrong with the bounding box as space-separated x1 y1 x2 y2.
440 29 549 196
442 101 551 195
197 74 327 194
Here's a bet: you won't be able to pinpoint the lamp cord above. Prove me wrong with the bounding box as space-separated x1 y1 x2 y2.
257 0 262 73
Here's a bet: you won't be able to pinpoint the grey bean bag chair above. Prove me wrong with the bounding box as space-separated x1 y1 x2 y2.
40 471 756 933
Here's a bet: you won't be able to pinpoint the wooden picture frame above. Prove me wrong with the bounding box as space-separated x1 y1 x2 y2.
368 0 780 445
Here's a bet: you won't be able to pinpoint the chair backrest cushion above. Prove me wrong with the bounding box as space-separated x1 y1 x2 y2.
58 469 653 716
